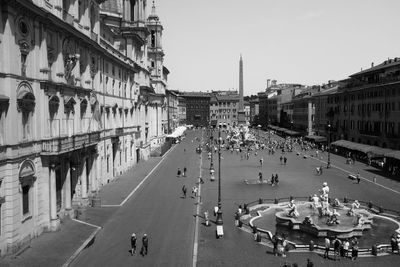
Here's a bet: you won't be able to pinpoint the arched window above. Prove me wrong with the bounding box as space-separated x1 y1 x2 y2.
80 99 88 132
49 95 60 137
17 83 35 140
19 160 36 217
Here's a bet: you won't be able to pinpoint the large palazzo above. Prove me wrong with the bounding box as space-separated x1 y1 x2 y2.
0 0 169 256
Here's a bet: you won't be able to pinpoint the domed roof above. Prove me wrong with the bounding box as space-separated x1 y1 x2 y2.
147 1 160 21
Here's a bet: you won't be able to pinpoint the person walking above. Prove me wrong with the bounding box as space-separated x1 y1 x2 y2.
283 157 287 165
356 172 360 184
306 258 314 267
324 237 330 259
258 172 263 184
351 237 358 260
260 157 264 166
342 238 350 258
333 236 341 261
130 233 137 255
177 168 182 177
140 234 148 256
280 156 283 164
182 185 187 198
275 174 279 185
183 167 187 177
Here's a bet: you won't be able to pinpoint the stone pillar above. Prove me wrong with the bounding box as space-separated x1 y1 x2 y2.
81 159 88 200
65 161 72 211
91 155 98 192
49 164 60 230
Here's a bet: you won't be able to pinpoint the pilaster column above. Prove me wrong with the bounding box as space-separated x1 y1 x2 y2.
49 164 60 230
91 155 98 192
81 159 88 199
65 161 72 210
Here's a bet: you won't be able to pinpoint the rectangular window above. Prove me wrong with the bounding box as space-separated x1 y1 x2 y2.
22 185 30 215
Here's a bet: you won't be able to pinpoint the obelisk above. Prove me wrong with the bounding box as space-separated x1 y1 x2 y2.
237 54 246 125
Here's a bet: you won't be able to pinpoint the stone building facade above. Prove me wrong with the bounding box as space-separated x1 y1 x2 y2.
0 0 168 256
314 59 400 149
181 92 210 127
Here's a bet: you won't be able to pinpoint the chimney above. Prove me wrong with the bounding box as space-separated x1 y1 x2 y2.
371 62 374 68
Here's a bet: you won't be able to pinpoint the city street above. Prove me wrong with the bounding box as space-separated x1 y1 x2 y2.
69 128 400 267
71 130 204 266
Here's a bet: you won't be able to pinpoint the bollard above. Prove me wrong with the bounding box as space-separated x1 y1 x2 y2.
309 240 314 251
259 198 263 204
256 232 262 242
371 244 377 256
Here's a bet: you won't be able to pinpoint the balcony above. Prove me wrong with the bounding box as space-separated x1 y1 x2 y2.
41 131 100 155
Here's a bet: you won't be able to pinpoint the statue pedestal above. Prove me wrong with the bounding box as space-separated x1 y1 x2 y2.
237 111 246 125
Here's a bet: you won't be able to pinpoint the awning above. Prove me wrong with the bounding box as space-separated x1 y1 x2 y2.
331 140 376 154
384 151 400 161
368 147 394 158
305 135 327 142
284 129 301 136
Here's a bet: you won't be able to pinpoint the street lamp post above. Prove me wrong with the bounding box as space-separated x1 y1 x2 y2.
210 126 215 179
216 123 224 238
327 122 331 168
268 118 271 144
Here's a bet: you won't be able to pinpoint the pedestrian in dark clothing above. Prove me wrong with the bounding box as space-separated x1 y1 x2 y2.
141 234 148 256
177 168 182 177
130 233 137 255
306 258 314 267
351 237 358 260
283 157 287 165
356 172 360 184
272 232 278 256
275 174 279 185
391 233 397 253
182 185 187 198
258 172 263 183
183 167 187 177
333 236 341 261
280 156 283 164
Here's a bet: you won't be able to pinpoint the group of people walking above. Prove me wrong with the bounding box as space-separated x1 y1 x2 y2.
130 233 149 257
324 236 358 261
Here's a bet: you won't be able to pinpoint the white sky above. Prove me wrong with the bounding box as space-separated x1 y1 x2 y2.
155 0 400 96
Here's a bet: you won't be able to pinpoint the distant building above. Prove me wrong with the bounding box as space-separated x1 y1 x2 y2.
181 92 210 127
249 98 259 125
177 96 186 126
209 91 239 127
166 89 179 133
